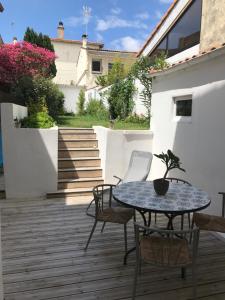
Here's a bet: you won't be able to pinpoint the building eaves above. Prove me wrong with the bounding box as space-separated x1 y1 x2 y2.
137 0 184 57
87 47 137 55
51 38 104 48
148 43 225 77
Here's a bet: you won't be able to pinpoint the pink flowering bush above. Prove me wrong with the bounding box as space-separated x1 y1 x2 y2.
0 41 56 84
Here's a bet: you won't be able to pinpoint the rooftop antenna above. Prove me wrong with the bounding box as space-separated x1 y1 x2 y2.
83 5 91 36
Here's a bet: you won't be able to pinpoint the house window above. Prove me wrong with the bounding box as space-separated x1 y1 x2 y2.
92 60 102 73
176 99 192 116
174 96 192 120
150 0 202 58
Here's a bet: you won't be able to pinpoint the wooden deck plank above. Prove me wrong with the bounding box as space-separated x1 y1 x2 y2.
1 197 225 300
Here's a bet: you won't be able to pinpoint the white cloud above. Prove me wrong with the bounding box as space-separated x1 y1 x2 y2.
111 7 121 15
155 10 163 19
159 0 173 4
136 12 150 20
111 36 142 52
96 32 103 42
64 16 83 27
96 16 147 31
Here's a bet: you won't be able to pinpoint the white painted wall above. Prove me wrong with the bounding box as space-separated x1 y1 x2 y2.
93 126 153 184
58 84 81 113
1 103 58 198
150 53 225 222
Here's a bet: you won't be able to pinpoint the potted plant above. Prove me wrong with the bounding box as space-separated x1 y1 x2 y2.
153 149 185 195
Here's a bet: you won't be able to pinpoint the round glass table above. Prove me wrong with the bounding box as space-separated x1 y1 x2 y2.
113 181 211 264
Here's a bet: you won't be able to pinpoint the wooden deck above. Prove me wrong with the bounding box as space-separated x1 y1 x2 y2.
1 196 225 300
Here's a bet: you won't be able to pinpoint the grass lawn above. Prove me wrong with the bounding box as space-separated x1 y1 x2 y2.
57 115 149 130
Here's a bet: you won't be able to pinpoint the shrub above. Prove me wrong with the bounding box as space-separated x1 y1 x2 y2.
11 76 64 119
86 98 109 120
21 112 55 128
125 114 149 125
107 76 135 120
77 89 86 115
0 41 56 85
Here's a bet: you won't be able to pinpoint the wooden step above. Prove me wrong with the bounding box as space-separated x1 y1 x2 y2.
47 188 93 199
58 167 102 179
59 133 96 140
58 157 101 168
59 128 94 134
58 148 99 158
58 177 103 189
59 139 98 148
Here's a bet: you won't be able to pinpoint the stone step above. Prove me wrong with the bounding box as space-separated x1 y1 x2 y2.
58 177 104 189
59 128 94 134
58 167 102 179
58 148 99 158
59 139 98 149
58 157 101 168
59 133 96 140
47 187 93 199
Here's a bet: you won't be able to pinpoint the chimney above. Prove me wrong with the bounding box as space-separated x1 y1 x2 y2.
13 37 17 45
57 21 64 39
82 34 88 48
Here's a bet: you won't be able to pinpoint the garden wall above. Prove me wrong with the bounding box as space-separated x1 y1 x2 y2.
93 126 153 184
1 103 58 198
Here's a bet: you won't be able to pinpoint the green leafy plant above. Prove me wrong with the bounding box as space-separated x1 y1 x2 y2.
130 53 169 120
154 149 185 179
96 61 130 88
21 112 55 128
77 89 86 115
11 76 64 119
107 76 135 120
86 98 109 120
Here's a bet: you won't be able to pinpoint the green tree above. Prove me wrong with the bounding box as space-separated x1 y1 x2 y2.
96 61 130 88
130 52 169 120
24 27 57 77
107 76 135 120
77 89 86 115
11 76 64 119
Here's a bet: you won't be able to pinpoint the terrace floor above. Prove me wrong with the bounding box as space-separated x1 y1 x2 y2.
1 196 225 300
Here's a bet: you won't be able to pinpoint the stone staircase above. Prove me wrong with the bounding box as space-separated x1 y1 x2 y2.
47 128 104 199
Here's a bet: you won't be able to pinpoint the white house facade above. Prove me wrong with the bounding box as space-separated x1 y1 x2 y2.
51 23 136 113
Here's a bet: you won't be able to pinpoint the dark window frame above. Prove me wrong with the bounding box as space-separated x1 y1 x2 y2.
174 96 192 118
150 0 202 58
92 59 102 73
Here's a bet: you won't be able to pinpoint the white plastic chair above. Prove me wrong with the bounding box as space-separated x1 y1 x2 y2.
114 150 153 185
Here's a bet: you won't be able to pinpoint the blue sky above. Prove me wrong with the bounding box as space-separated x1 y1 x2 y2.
0 0 173 51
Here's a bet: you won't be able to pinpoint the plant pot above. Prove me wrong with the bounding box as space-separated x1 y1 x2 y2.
153 178 169 196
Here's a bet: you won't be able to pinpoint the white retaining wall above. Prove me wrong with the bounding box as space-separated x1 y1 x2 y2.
1 103 58 198
93 126 153 184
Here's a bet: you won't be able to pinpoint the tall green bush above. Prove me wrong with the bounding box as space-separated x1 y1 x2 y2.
11 76 64 119
77 89 86 115
86 99 108 120
107 76 135 120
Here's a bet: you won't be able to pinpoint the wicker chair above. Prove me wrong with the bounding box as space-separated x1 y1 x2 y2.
84 184 134 255
192 192 225 233
132 223 200 300
114 150 153 185
154 177 192 229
